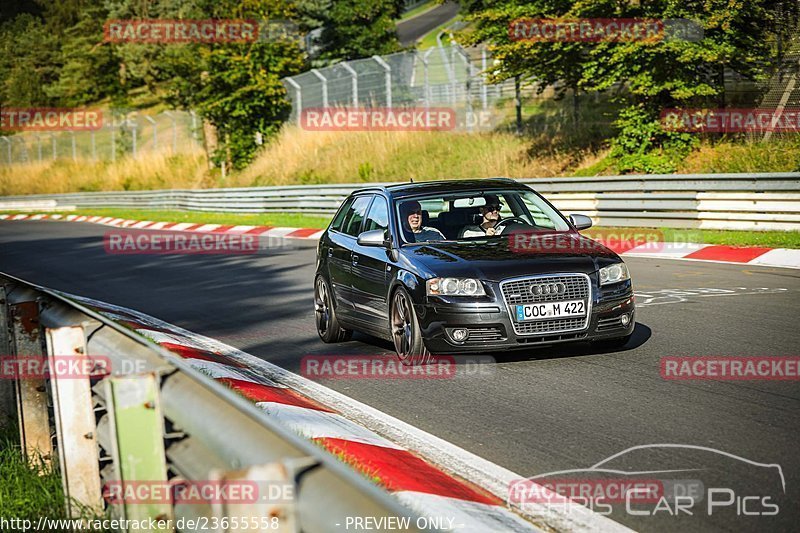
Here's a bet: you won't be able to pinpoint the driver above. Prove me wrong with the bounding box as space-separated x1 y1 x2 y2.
403 200 445 242
461 194 504 237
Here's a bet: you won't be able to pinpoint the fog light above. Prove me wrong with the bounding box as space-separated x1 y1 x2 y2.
620 314 630 327
451 328 469 342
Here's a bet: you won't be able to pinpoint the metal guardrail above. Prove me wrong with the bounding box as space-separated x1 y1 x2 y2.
0 272 436 532
1 173 799 231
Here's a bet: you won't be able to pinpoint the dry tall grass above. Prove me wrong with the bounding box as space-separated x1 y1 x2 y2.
0 150 209 196
232 126 579 186
3 125 795 197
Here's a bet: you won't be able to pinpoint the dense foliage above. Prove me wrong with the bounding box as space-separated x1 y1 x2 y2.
0 0 402 169
461 0 797 172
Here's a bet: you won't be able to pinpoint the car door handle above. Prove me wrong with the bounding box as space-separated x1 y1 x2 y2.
352 254 359 264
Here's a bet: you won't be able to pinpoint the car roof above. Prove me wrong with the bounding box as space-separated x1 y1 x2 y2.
352 178 529 199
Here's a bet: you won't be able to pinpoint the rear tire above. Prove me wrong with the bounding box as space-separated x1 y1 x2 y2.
315 276 352 343
390 287 433 366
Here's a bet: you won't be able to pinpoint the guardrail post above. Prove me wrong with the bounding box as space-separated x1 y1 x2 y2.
210 462 300 533
105 373 172 531
0 285 15 427
46 325 103 517
9 298 52 466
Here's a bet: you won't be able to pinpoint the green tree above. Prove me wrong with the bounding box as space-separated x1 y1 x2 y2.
463 0 786 172
163 0 306 169
318 0 405 62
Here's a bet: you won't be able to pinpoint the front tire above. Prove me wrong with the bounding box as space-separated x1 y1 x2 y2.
315 276 352 343
390 287 433 365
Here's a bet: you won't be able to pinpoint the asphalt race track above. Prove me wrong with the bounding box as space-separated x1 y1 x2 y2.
396 1 460 46
2 220 798 532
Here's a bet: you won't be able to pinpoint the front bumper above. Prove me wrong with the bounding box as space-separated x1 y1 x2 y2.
417 280 635 354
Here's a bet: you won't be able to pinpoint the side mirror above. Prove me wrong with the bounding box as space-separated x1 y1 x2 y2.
569 214 593 231
357 229 390 247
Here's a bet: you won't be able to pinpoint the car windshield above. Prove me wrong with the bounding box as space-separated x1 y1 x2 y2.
396 190 570 244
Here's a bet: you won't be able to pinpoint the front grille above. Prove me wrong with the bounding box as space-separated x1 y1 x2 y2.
500 274 591 336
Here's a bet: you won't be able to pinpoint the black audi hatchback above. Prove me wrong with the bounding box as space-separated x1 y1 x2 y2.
314 179 635 365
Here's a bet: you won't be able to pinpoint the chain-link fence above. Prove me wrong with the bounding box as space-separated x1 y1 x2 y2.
282 44 518 123
0 110 203 165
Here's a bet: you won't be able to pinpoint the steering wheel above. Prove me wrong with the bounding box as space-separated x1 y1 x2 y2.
493 217 528 233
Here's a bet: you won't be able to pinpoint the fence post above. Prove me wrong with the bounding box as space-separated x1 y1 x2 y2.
36 135 42 162
0 285 14 428
132 121 138 159
481 47 488 110
417 50 433 108
70 132 77 161
91 130 96 161
515 75 523 135
17 136 29 163
144 115 157 153
190 110 199 144
372 55 392 108
46 325 103 517
0 137 10 165
340 62 358 107
455 47 474 131
311 69 328 108
51 133 57 161
285 78 302 123
163 111 178 153
7 295 52 467
110 115 117 162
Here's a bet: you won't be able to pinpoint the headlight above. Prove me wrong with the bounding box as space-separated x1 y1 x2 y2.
426 278 486 296
599 262 630 285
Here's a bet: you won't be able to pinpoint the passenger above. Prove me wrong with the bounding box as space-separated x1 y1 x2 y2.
460 194 503 237
403 200 445 242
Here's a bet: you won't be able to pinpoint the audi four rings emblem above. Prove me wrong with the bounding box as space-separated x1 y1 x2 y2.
531 282 566 296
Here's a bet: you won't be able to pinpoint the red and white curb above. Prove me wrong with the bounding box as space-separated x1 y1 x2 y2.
598 240 800 270
0 213 324 240
63 293 632 533
4 212 798 269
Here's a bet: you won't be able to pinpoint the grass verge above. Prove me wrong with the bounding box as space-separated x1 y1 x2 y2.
398 0 436 22
0 422 111 531
2 208 798 248
0 424 66 523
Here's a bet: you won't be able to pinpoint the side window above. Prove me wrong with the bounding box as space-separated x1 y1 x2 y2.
342 196 373 237
519 195 556 229
363 196 389 233
330 197 355 232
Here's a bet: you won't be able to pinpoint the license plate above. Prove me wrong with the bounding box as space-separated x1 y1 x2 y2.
515 300 586 321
